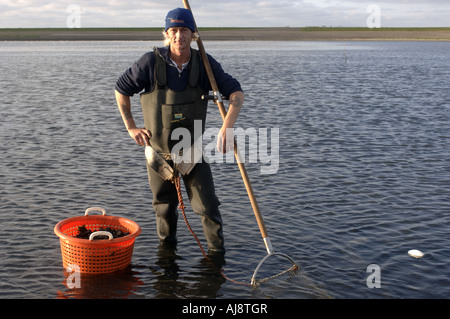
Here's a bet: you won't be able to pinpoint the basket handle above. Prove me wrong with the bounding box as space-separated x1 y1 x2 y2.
84 207 107 216
89 231 113 241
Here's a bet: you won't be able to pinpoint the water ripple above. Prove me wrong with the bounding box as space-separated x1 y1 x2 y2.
1 41 449 299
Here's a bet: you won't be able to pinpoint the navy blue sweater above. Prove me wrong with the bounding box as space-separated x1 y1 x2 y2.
115 46 242 98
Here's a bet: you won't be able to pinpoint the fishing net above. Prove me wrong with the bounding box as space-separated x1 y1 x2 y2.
251 254 333 299
249 252 299 297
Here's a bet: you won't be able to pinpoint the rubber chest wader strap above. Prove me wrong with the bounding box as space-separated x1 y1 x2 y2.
188 48 200 88
154 48 167 88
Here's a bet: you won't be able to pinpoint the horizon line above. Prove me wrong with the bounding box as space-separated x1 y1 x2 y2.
1 26 450 30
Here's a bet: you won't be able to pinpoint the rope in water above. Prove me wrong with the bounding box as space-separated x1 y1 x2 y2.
173 174 251 287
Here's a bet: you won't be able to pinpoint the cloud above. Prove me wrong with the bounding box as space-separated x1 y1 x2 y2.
0 0 448 28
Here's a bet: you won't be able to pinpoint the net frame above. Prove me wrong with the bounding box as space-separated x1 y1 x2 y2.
251 252 299 287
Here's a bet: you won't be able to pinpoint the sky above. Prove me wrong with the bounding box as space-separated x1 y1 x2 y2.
1 0 449 28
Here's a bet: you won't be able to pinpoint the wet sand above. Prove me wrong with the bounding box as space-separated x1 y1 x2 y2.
1 27 450 41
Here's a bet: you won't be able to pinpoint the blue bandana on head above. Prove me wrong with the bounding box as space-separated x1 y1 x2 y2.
165 8 196 32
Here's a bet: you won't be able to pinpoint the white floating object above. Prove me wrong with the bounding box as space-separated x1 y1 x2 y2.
408 249 424 258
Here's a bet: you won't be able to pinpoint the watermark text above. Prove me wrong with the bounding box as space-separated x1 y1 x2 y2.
366 264 381 288
171 120 279 175
66 264 81 289
66 4 81 28
366 4 381 28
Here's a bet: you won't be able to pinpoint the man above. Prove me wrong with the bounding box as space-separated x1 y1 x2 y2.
114 8 244 254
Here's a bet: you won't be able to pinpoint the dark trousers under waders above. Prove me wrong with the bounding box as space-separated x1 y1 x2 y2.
147 159 224 252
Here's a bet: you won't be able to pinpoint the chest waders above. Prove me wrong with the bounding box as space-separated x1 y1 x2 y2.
141 47 208 155
141 47 224 252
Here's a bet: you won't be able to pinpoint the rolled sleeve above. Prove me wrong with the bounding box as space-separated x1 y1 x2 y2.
205 53 243 99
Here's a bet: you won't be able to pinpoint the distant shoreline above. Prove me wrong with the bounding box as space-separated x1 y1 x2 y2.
1 27 449 41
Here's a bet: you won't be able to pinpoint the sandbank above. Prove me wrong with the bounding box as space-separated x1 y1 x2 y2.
1 27 449 41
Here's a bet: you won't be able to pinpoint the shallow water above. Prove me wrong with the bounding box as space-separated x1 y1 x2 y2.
0 40 449 299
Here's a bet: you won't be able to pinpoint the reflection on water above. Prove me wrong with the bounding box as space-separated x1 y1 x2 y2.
148 245 227 299
0 40 449 299
57 267 145 299
56 243 228 299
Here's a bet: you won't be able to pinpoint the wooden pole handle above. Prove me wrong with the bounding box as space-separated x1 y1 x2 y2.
182 0 268 239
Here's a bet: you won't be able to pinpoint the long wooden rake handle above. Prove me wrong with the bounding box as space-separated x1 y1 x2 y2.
182 0 272 253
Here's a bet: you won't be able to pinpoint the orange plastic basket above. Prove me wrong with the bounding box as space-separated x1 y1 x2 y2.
54 207 141 274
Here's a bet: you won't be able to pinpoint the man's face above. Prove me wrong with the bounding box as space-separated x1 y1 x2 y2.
165 27 193 51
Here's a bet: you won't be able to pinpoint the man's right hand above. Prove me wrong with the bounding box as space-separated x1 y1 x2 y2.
115 90 152 147
128 127 152 146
